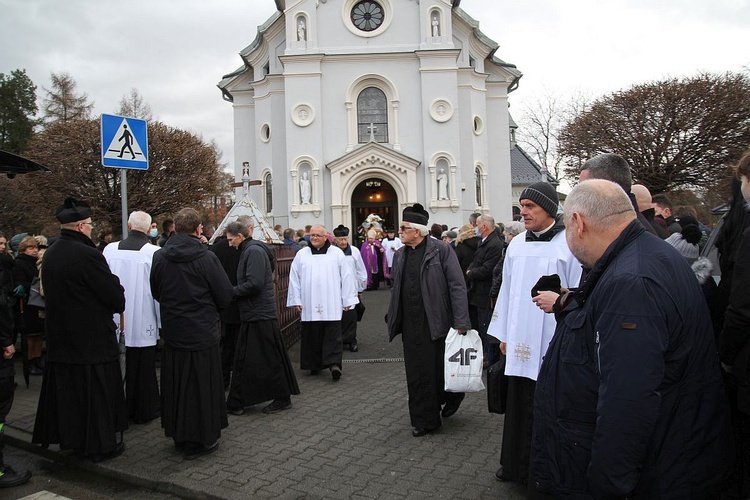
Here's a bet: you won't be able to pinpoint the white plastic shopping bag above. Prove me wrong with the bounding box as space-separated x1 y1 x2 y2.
444 328 485 393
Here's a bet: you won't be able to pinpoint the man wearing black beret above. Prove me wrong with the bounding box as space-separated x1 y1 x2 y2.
32 197 127 462
386 203 471 437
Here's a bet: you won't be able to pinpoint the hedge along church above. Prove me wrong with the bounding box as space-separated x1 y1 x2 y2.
218 0 522 232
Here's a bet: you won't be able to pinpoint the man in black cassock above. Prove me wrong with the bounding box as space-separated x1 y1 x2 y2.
209 215 249 390
150 208 233 460
386 203 471 437
223 221 300 415
32 197 127 462
103 210 161 424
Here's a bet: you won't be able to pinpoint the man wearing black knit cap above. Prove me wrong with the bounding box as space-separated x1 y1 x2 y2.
386 203 471 437
486 182 582 485
32 197 127 463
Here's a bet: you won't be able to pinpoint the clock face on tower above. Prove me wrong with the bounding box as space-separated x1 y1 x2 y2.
350 1 384 32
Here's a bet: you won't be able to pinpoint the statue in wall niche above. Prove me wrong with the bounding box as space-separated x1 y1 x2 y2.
437 168 448 200
432 18 440 37
297 19 306 41
300 170 311 204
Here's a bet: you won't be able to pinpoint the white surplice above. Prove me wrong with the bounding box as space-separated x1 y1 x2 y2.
104 241 161 347
287 244 358 321
380 237 403 268
344 245 368 293
486 231 582 381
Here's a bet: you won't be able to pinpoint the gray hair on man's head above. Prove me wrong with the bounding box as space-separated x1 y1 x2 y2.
580 153 633 192
504 221 525 236
128 211 152 232
225 221 249 238
236 215 253 228
565 180 636 231
407 222 429 236
477 214 495 228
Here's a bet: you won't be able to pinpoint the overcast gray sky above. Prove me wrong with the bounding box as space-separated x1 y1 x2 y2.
2 0 748 173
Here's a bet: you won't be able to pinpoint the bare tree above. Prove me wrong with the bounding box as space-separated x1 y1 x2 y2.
559 72 750 192
42 72 94 124
517 90 563 180
118 88 153 121
517 89 592 182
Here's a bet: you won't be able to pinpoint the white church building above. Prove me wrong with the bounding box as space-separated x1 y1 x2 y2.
218 0 522 232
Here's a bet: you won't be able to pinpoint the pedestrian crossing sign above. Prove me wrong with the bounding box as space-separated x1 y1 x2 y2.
101 114 149 170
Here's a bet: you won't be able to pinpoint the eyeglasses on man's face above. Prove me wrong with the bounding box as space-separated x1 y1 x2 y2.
309 233 326 238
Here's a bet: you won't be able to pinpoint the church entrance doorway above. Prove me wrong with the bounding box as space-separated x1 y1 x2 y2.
351 177 398 247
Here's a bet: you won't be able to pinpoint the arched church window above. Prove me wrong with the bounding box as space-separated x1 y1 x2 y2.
475 166 482 207
357 87 388 144
264 172 273 213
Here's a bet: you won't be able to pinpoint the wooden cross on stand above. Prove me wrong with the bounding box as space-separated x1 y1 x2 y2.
230 165 262 191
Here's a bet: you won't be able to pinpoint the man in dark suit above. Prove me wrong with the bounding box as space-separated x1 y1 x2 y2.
32 197 127 462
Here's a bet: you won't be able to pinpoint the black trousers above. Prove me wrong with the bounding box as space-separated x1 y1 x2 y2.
500 376 536 484
220 322 240 388
300 321 343 371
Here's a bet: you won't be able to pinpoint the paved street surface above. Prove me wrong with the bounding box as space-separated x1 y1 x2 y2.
6 287 526 499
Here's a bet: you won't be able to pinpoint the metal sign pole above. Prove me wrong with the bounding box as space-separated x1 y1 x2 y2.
121 169 128 237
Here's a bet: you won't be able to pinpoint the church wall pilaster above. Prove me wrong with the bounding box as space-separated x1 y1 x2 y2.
486 80 513 221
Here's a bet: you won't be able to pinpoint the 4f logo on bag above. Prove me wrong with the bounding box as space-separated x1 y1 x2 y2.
448 348 478 366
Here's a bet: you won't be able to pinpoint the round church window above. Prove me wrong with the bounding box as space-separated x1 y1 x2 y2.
351 1 384 32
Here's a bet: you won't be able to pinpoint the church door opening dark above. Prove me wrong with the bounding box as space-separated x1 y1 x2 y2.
351 178 398 247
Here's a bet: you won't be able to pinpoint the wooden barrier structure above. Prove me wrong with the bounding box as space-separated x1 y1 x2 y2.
273 244 301 349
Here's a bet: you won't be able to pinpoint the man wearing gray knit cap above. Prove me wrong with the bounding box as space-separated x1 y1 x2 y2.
486 182 582 485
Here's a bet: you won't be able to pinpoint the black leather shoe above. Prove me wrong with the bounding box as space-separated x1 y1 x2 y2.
228 407 244 416
262 399 291 414
349 340 359 352
90 442 125 463
0 465 32 488
331 365 342 381
184 441 219 460
441 394 465 418
495 467 508 482
411 427 432 437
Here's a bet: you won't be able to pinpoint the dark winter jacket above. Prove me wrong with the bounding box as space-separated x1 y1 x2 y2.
0 253 15 373
720 214 750 413
387 236 470 341
488 243 508 300
208 237 241 324
466 231 504 308
531 221 731 499
12 252 44 333
454 235 478 273
235 238 277 322
640 207 669 238
150 233 233 351
41 229 125 364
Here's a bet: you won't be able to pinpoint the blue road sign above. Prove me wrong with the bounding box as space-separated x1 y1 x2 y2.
101 114 149 169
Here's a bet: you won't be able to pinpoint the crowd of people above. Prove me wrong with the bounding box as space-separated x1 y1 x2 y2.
0 149 748 497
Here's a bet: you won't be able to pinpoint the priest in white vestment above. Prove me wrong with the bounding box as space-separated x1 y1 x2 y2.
103 211 161 424
287 225 358 381
332 224 367 353
486 182 582 485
